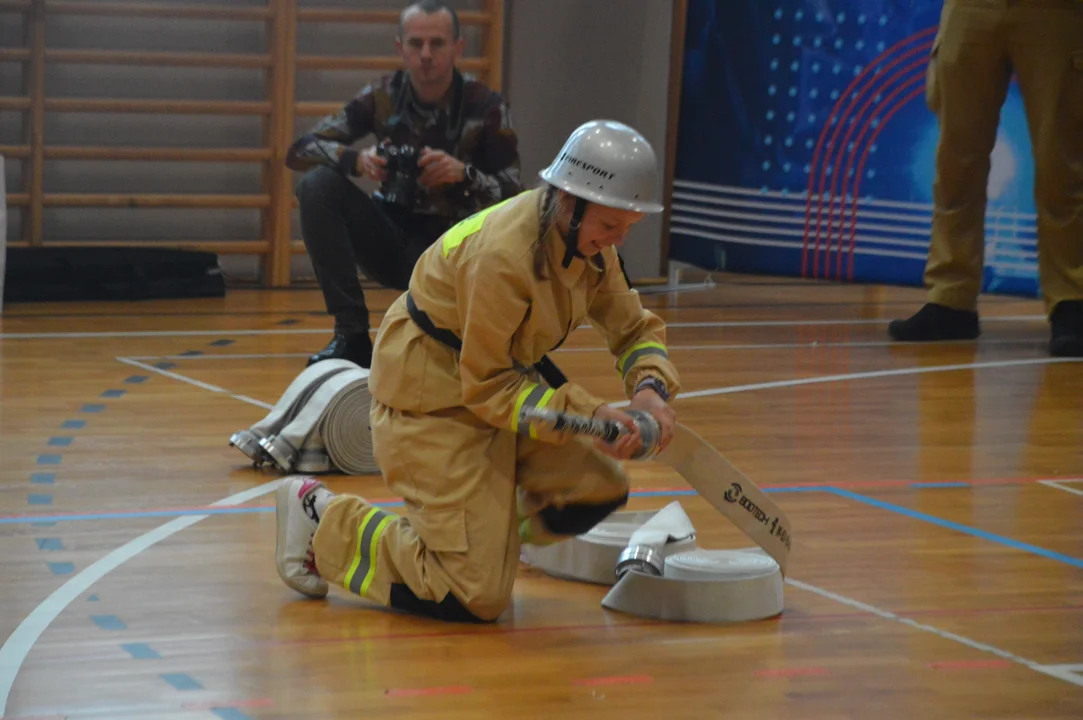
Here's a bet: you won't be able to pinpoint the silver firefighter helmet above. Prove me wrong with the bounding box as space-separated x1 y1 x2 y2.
539 119 664 213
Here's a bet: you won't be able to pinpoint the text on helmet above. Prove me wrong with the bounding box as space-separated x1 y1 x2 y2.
560 152 616 181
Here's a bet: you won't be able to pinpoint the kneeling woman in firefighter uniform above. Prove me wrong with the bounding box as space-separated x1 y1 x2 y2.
275 120 682 622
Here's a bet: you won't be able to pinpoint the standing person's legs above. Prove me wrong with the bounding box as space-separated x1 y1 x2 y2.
276 402 522 622
294 166 432 367
1007 0 1083 356
889 0 1012 341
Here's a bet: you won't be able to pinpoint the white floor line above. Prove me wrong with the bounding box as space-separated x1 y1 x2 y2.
667 357 1080 403
1039 663 1083 673
12 699 243 718
0 480 280 712
2 350 1074 713
0 314 1048 340
557 339 1037 352
1038 480 1083 498
663 314 1045 329
116 357 272 410
121 355 1078 419
127 353 313 361
231 394 274 409
124 338 1039 363
1028 665 1083 686
786 578 1083 688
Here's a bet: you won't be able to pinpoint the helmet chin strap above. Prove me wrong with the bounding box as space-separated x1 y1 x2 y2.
561 197 589 269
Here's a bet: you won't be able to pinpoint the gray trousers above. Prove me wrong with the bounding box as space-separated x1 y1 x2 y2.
295 166 450 334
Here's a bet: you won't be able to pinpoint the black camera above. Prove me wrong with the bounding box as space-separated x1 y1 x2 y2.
376 143 421 209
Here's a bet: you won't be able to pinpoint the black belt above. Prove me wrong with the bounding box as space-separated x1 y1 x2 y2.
406 291 568 389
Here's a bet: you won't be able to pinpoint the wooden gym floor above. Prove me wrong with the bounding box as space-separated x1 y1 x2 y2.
0 275 1080 720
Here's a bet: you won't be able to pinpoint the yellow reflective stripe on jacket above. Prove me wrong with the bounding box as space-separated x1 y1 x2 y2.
618 341 669 378
344 506 396 597
441 195 518 257
510 382 555 438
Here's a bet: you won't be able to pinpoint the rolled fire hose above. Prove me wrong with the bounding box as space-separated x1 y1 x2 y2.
519 407 793 623
229 359 379 476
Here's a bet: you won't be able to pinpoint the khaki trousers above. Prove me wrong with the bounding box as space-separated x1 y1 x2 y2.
925 0 1083 314
310 400 629 622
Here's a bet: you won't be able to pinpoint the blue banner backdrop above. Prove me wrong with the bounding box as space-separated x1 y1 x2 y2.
669 0 1039 298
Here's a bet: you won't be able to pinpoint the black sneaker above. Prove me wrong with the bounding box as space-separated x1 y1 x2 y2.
307 332 373 368
1049 300 1083 358
888 303 980 342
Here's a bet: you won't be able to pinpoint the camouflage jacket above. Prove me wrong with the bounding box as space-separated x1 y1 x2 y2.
286 69 522 223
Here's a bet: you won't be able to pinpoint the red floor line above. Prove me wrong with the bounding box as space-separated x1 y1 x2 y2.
267 604 1083 647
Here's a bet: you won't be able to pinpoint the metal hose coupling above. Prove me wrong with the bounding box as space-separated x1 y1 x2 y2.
615 545 665 579
624 409 662 461
258 435 297 473
229 429 269 467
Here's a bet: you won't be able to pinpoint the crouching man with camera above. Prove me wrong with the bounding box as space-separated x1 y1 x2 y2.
286 0 522 368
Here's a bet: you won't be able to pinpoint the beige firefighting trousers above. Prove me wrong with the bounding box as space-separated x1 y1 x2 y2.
924 0 1083 314
310 401 627 621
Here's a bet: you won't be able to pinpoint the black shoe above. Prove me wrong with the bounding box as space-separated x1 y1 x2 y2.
307 332 373 368
1049 300 1083 358
888 303 980 342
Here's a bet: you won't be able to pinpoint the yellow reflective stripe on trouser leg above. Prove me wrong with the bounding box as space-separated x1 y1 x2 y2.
618 342 669 378
510 383 555 438
343 507 396 597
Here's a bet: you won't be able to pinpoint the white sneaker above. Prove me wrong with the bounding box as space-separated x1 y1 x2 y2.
275 476 329 599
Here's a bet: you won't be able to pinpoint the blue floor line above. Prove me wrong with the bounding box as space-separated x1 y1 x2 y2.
161 673 203 691
90 615 127 631
0 487 813 526
911 481 970 489
828 487 1083 569
121 643 161 659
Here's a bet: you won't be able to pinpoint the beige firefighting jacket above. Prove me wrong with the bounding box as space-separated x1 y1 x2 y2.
369 187 681 445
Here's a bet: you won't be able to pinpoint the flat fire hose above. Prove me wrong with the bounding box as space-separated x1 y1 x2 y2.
228 359 379 476
519 408 793 623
